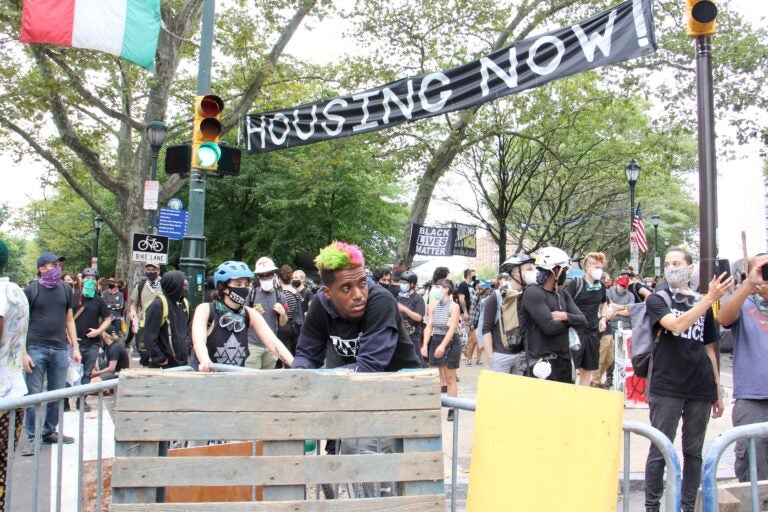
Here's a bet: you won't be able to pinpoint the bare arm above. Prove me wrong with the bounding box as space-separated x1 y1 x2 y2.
66 309 80 363
705 343 723 418
191 303 213 372
718 256 767 326
658 274 733 334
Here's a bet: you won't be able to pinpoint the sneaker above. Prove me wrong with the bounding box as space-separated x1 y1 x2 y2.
465 360 472 366
42 432 74 444
20 441 35 457
446 409 455 422
475 360 483 365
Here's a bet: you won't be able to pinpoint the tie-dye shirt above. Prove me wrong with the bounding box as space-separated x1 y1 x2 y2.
0 277 29 399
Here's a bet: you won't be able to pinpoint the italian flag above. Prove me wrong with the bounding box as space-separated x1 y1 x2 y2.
20 0 161 71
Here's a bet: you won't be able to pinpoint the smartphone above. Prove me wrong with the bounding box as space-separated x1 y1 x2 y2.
762 264 768 281
715 258 730 280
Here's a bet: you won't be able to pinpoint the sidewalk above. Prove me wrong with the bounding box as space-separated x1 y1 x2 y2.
441 352 738 511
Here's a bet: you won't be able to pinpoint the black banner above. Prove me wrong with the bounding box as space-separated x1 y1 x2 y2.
408 224 457 257
245 0 655 154
452 223 477 257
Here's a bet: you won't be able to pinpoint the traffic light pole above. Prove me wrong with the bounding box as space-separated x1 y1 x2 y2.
696 35 717 294
180 0 215 309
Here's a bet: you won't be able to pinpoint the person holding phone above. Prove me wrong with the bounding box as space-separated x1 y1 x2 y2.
717 252 768 482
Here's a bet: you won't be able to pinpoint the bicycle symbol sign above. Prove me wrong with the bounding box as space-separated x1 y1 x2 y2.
131 233 169 265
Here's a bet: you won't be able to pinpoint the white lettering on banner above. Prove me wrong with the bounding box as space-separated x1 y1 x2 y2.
416 236 449 246
479 48 519 97
352 89 380 132
293 105 317 141
632 0 650 47
322 98 347 136
418 72 452 113
527 35 566 75
419 247 447 256
572 10 617 62
382 81 415 124
246 116 265 151
269 113 290 145
419 227 451 237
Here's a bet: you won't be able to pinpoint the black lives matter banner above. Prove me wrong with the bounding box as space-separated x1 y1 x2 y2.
409 225 457 257
245 0 655 154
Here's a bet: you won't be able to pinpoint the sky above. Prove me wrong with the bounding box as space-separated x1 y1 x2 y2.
2 0 766 262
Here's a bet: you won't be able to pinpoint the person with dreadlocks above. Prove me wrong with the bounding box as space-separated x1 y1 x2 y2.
293 242 422 498
191 261 293 372
293 241 422 372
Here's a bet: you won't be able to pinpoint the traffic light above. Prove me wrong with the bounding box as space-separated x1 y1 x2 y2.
164 144 191 175
216 145 241 176
192 94 223 170
686 0 717 38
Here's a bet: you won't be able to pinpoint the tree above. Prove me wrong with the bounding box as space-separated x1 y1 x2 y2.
0 0 322 281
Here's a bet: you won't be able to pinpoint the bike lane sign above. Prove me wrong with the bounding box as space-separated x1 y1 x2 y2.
131 233 169 265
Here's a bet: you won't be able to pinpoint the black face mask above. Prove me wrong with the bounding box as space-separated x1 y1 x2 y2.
535 269 550 286
145 271 158 282
291 279 302 288
556 271 567 286
227 287 249 306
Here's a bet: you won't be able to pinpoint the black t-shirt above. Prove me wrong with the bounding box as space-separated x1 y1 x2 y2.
299 287 313 315
24 281 73 349
294 281 422 372
397 292 425 342
73 293 111 345
566 278 606 330
647 292 718 401
107 341 130 373
457 281 471 314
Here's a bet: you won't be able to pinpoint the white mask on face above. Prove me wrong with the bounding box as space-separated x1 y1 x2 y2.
523 270 538 286
260 279 274 292
590 268 603 281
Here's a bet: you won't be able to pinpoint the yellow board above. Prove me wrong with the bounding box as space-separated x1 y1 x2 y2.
467 371 624 512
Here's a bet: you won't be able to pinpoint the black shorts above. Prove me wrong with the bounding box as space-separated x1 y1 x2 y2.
571 328 600 371
428 334 461 369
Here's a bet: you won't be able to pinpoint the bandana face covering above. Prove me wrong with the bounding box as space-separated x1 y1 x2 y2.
82 279 97 298
664 265 690 287
39 266 62 288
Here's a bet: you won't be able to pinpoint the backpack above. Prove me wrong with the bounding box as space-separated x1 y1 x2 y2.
495 288 523 350
570 277 585 301
627 290 671 379
26 280 73 313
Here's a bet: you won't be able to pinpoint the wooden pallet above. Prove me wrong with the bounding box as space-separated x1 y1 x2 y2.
111 368 445 511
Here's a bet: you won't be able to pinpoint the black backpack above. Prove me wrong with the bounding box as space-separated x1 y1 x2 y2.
25 280 73 313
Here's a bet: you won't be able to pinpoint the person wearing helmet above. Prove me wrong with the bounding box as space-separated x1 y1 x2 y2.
191 261 293 372
481 253 536 374
396 270 425 362
243 257 288 370
520 247 587 383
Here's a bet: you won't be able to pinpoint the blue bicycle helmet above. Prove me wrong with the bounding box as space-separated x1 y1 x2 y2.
213 261 254 287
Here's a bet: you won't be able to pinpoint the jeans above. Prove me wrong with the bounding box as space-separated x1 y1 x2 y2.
732 398 768 482
24 345 69 438
489 352 527 375
79 343 100 386
644 394 712 512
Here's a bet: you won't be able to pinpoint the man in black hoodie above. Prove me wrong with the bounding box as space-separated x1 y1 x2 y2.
143 271 189 368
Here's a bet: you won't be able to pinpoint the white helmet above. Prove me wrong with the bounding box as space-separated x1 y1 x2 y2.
534 247 571 270
254 256 278 274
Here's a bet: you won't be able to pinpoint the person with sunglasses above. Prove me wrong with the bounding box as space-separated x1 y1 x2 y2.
191 261 293 372
643 247 733 512
716 252 768 483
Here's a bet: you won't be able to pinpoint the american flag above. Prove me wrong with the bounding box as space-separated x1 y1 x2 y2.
633 205 648 253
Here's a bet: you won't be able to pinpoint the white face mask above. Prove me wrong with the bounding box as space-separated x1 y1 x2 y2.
590 268 603 281
260 278 274 292
399 283 410 293
523 270 538 286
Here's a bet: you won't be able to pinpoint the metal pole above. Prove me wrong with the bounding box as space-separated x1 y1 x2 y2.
696 35 717 294
180 0 215 309
629 182 638 271
654 224 659 276
148 145 159 234
93 226 100 272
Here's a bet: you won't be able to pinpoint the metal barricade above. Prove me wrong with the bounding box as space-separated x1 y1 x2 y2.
440 397 683 512
701 422 768 512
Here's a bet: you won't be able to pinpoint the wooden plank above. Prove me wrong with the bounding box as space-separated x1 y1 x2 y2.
261 441 305 501
695 480 768 512
111 452 445 488
111 441 159 504
401 437 445 496
116 369 441 412
114 410 442 441
111 494 446 511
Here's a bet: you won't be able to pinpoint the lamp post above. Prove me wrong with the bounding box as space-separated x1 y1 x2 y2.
651 214 660 277
146 121 167 234
92 215 103 272
625 159 642 270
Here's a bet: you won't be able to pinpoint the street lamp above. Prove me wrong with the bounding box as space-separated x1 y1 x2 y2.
651 214 660 276
146 120 168 234
92 215 103 272
625 159 642 270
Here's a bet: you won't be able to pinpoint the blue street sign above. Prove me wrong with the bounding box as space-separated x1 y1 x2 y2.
157 208 188 240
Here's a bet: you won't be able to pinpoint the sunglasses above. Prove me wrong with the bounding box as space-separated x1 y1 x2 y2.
257 272 276 280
